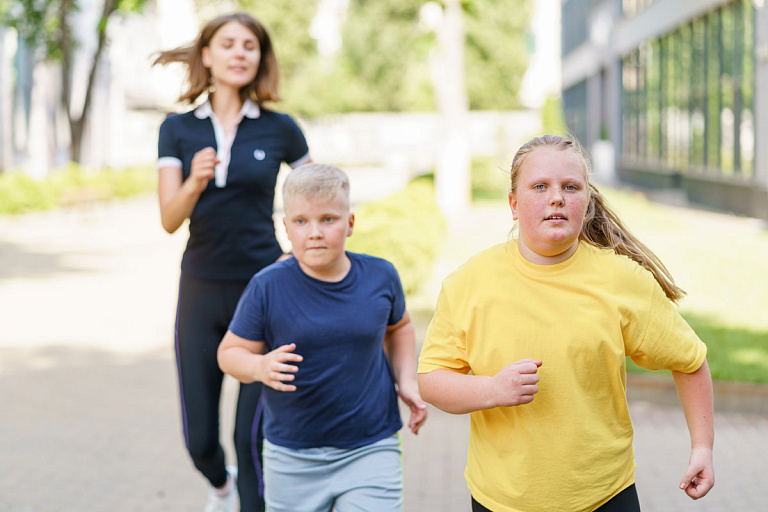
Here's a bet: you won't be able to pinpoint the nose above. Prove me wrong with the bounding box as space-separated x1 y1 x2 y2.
309 221 323 238
549 189 564 206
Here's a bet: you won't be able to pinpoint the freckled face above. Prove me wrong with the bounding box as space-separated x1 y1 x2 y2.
509 148 590 265
202 21 261 91
283 195 354 281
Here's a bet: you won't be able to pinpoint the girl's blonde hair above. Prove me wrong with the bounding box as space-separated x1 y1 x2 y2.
283 164 351 210
510 134 686 303
152 12 280 105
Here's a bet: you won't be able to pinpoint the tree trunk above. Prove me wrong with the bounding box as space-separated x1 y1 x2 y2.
63 0 119 164
432 0 471 218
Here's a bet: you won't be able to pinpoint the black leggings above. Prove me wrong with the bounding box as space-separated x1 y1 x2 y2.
471 484 641 512
175 273 264 511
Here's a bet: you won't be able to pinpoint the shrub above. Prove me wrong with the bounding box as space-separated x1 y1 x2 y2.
0 164 156 215
0 172 59 214
347 176 446 295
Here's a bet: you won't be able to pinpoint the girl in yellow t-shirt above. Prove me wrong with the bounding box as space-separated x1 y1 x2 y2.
418 135 715 512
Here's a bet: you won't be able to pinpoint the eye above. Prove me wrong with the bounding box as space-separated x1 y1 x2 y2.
323 216 335 223
564 184 578 191
295 218 305 225
244 41 258 51
533 184 546 190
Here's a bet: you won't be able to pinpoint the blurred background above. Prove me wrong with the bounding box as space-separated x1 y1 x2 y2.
1 0 766 218
1 1 767 510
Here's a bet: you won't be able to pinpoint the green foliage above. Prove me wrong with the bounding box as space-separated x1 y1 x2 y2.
235 0 317 80
0 164 156 215
333 0 433 112
346 176 446 295
463 0 530 110
0 172 59 214
0 0 55 47
236 0 531 116
276 0 434 116
2 0 149 57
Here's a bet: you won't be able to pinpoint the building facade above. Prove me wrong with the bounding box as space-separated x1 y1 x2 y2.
561 0 768 219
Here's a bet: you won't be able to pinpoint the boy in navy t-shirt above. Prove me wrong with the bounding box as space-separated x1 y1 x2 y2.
218 163 427 512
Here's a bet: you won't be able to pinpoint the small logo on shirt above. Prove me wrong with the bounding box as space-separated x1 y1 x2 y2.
253 149 266 161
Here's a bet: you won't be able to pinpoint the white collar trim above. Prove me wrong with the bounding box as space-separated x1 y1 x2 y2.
194 99 261 120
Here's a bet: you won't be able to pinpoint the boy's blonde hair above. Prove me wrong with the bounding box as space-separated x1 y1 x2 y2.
510 134 686 303
283 164 351 210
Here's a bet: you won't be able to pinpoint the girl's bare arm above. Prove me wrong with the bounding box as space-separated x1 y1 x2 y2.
672 359 715 499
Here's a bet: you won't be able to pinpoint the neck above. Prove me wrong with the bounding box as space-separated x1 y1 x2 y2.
517 238 579 265
209 89 244 122
299 254 352 282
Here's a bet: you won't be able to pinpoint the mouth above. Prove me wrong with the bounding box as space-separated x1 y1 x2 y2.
545 213 567 221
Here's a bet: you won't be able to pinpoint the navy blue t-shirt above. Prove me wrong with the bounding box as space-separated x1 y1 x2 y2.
228 252 406 449
157 103 309 280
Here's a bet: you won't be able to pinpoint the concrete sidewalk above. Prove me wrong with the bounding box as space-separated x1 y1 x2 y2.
1 195 766 511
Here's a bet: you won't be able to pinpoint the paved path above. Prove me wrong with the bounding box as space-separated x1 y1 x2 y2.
1 194 766 511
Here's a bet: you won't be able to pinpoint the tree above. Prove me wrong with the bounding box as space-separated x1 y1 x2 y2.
1 0 149 163
463 0 531 110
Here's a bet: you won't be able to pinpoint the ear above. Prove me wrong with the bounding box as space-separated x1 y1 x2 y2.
347 212 355 237
202 46 211 69
508 193 519 221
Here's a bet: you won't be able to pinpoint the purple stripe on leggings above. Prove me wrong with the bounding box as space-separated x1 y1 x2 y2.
174 275 189 447
251 396 265 497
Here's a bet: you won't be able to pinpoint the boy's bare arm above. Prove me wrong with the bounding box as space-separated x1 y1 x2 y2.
217 331 302 391
384 311 427 434
672 359 715 499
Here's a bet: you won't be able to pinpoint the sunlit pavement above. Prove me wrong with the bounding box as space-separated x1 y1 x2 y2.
1 194 766 511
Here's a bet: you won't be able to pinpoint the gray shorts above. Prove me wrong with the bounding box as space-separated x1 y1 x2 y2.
263 434 403 512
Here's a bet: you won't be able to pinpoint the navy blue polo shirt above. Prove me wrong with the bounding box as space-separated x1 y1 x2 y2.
157 100 310 280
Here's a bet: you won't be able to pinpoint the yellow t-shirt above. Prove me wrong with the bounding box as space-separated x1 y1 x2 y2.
418 240 707 512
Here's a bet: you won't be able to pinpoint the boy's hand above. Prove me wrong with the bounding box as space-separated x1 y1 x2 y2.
397 381 428 435
679 446 714 499
490 359 542 407
259 343 303 392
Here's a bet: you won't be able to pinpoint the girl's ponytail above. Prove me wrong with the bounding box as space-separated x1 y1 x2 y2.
583 184 685 302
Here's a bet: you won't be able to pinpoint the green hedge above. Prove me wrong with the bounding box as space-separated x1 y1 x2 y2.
0 164 157 215
346 176 446 295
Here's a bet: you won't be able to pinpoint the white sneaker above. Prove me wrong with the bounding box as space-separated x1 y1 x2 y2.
204 466 238 512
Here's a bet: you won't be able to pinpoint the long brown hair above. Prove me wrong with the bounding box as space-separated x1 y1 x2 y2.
510 134 686 302
152 12 280 105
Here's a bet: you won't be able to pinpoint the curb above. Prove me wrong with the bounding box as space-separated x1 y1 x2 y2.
627 373 768 415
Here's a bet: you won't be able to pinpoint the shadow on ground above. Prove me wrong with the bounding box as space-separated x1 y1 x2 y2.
0 345 213 510
0 241 95 281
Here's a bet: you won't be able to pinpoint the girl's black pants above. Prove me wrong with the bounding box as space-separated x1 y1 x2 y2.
175 273 264 511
